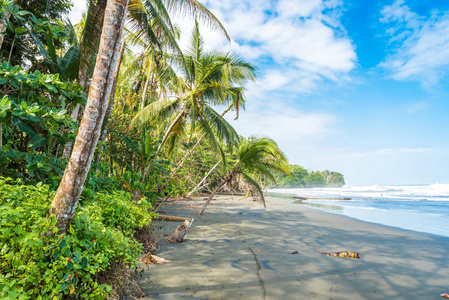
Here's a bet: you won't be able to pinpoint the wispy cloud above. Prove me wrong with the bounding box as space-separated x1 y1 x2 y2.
379 0 449 87
405 101 428 113
344 148 434 158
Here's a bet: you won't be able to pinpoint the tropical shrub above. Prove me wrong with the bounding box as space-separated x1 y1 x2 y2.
0 178 151 299
0 62 85 187
80 191 156 237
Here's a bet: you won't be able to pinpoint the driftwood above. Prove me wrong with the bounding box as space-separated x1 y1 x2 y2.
293 196 352 200
154 215 192 222
321 251 360 259
166 219 194 243
144 253 173 264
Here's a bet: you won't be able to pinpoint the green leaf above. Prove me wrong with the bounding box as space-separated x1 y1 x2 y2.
66 261 73 270
27 134 48 149
81 257 88 268
11 118 36 136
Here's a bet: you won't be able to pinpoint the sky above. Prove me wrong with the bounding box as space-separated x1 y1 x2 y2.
69 0 449 186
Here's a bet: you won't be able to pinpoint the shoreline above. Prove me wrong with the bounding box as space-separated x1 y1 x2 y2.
130 195 449 299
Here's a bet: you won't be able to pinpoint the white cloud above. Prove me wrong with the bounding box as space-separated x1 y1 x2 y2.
179 0 357 92
380 0 449 86
224 88 338 150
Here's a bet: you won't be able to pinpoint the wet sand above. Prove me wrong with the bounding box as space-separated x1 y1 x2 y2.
129 195 449 299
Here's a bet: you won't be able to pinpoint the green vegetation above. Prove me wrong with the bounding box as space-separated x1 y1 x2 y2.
275 165 345 188
0 178 152 299
0 0 345 297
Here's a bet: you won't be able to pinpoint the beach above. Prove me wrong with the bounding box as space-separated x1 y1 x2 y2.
129 195 449 299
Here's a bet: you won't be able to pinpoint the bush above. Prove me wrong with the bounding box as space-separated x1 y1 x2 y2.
80 191 156 237
0 178 153 299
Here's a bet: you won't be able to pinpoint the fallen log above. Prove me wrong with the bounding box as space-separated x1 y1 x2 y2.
166 218 194 243
154 215 192 222
321 251 360 259
292 196 308 200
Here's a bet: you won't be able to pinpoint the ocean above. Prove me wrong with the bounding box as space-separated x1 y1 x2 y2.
268 184 449 238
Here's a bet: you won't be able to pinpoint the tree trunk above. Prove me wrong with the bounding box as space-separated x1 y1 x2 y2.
0 0 15 50
140 60 153 110
62 0 108 159
171 102 234 174
94 40 126 168
51 0 128 233
166 219 194 243
198 170 235 215
186 158 221 197
140 107 186 182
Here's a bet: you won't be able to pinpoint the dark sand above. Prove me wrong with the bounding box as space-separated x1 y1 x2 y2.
128 195 449 299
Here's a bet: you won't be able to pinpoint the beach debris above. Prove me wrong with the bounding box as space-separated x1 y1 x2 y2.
154 215 192 222
321 251 360 259
292 196 308 200
292 196 352 200
441 293 449 299
144 253 173 264
166 218 194 243
290 251 299 254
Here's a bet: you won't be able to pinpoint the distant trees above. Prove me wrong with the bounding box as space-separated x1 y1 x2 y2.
274 165 345 188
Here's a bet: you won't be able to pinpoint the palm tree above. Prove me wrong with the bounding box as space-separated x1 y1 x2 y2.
198 136 292 215
51 0 128 233
130 21 256 182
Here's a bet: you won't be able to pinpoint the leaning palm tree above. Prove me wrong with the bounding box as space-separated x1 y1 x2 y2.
198 136 292 215
51 0 128 233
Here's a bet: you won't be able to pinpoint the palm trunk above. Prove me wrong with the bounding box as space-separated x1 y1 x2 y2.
141 107 186 180
133 107 185 201
62 0 108 159
140 60 153 110
198 170 235 215
172 102 234 174
51 0 128 233
186 158 221 197
0 0 15 50
7 34 15 64
94 40 126 168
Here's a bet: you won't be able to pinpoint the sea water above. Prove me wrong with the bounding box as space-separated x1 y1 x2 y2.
268 184 449 238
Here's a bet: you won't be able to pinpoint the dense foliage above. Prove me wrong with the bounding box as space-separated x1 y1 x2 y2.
0 178 153 299
0 62 84 187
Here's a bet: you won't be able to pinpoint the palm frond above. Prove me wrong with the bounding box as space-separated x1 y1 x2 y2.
240 172 266 208
162 0 230 40
129 97 180 129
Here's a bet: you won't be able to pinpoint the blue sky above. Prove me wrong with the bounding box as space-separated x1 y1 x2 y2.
69 0 449 185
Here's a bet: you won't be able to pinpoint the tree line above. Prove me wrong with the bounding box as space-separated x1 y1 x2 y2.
274 165 345 188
